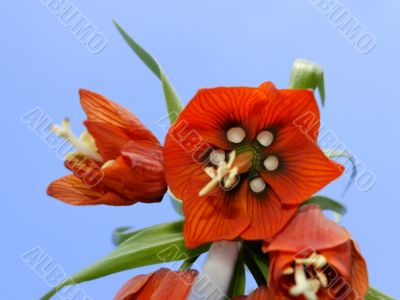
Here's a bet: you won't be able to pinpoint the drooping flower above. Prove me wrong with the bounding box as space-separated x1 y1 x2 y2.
47 90 167 205
163 82 344 248
114 268 198 300
262 204 368 300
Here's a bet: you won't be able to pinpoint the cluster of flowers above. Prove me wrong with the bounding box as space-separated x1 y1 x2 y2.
48 82 368 299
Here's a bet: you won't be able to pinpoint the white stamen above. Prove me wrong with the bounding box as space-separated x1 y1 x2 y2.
223 167 239 189
289 265 320 300
101 160 115 170
263 155 279 171
199 151 238 196
209 150 225 166
316 269 328 287
226 127 246 144
205 166 216 178
295 253 327 269
249 177 266 193
256 130 274 147
51 118 103 162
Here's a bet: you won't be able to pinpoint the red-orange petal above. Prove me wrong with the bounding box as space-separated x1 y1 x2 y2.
182 176 250 249
349 240 369 299
163 122 211 200
47 174 126 205
256 85 320 143
241 188 297 241
84 120 132 161
260 125 344 205
102 142 167 203
321 241 352 282
179 86 271 147
233 285 287 300
264 205 351 253
80 90 160 161
114 268 198 300
79 89 159 143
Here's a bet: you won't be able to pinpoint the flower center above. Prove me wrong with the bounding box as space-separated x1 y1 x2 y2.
283 252 329 300
199 150 239 197
51 118 103 162
198 127 281 196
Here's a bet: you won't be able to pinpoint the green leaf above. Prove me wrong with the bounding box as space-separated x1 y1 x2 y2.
366 287 396 300
41 221 209 300
113 20 183 124
243 242 269 286
179 255 199 271
243 252 266 286
289 59 325 106
325 149 358 196
111 226 145 246
169 191 184 216
304 196 347 222
227 253 246 298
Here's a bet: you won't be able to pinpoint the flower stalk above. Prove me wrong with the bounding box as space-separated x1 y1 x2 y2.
189 241 242 300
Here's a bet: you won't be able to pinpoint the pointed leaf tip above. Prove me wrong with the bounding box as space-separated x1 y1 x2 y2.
113 20 183 124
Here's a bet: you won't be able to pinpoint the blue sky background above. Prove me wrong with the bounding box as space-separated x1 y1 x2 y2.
1 0 399 299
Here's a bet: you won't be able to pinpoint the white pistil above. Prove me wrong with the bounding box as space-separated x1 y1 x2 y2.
51 118 103 162
249 177 266 193
256 130 274 147
289 265 320 300
199 151 238 197
226 127 246 144
263 155 279 171
209 149 225 166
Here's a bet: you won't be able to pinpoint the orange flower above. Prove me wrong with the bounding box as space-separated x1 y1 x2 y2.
262 205 368 300
114 268 198 300
163 82 343 248
47 90 167 205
